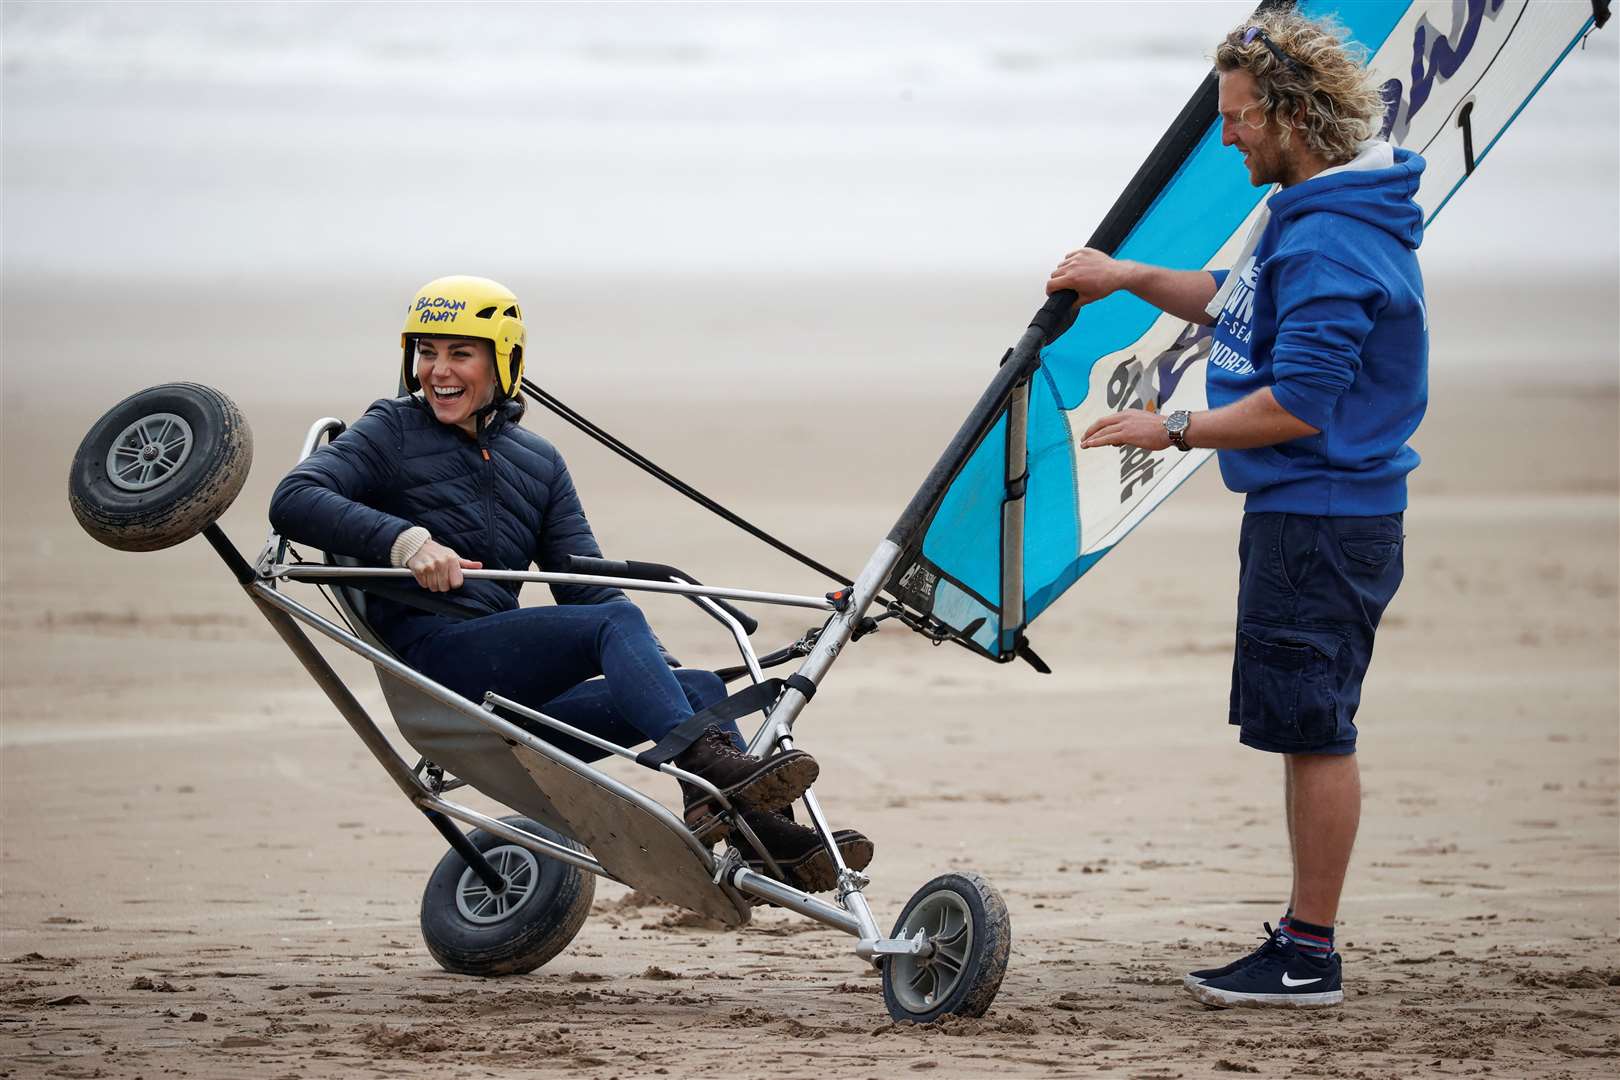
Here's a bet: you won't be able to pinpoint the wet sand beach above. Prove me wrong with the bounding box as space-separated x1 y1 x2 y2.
2 271 1616 1078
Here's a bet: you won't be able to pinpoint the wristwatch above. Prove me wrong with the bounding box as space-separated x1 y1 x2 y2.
1164 409 1192 452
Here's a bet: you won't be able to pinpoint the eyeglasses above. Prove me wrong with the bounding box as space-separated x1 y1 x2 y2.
1242 26 1305 75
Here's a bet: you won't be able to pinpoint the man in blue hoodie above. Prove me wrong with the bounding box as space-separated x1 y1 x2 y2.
1048 11 1426 1010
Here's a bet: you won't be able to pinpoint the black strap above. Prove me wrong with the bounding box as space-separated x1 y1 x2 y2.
1594 1 1610 30
783 673 817 700
346 579 482 622
522 378 854 587
633 673 819 768
1456 100 1477 176
636 678 786 767
714 642 809 683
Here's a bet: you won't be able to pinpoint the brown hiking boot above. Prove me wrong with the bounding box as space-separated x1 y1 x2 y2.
675 728 819 844
732 809 874 894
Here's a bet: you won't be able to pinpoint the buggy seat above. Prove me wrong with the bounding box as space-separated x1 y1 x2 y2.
324 553 577 838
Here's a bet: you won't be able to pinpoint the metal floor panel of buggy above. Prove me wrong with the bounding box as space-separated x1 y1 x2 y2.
509 742 750 925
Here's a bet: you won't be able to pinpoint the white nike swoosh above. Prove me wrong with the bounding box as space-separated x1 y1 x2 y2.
1281 974 1323 987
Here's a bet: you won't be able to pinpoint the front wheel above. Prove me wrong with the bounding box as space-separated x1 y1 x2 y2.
881 871 1011 1023
420 816 595 977
69 382 253 552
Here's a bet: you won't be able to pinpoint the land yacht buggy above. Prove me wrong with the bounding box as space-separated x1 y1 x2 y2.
66 291 1083 1023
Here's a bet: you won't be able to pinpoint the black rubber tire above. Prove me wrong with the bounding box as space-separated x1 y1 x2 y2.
419 816 595 977
69 382 253 552
881 871 1011 1024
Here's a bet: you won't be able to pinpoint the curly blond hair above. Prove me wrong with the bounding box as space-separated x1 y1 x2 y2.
1214 10 1386 164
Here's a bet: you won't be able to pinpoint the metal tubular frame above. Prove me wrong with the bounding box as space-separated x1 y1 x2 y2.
725 867 863 935
685 587 766 685
416 794 613 881
275 564 835 613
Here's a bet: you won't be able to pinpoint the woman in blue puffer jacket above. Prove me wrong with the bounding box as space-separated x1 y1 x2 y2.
269 276 871 892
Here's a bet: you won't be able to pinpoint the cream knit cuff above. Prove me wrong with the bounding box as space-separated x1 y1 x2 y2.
390 526 432 568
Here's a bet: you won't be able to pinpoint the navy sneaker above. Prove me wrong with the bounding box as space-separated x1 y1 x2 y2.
1183 923 1285 989
1186 937 1343 1009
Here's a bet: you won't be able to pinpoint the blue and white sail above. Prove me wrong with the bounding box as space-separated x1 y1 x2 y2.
887 0 1610 663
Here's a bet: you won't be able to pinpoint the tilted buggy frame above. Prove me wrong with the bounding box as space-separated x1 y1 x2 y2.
189 292 1072 1016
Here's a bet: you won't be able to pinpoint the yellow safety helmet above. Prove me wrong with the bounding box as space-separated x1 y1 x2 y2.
400 275 526 400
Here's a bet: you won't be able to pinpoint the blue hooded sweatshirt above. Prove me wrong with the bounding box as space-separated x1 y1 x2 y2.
1206 146 1428 516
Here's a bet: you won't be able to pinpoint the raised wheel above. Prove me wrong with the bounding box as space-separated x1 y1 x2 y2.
69 382 253 552
420 815 595 977
881 871 1011 1023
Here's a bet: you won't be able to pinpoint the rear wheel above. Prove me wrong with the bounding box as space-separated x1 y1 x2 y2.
69 382 253 552
420 816 595 977
881 872 1010 1023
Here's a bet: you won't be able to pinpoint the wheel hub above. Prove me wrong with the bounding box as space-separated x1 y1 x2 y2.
454 845 541 925
889 891 974 1013
106 413 194 492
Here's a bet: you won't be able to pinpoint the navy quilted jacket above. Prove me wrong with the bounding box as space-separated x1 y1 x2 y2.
269 395 625 653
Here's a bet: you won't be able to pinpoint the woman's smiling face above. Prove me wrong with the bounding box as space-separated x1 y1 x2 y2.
415 336 497 435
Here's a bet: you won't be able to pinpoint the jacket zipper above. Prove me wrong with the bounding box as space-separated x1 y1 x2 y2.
475 417 497 566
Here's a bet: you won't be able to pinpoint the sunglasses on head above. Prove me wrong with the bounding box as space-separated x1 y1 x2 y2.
1243 25 1305 74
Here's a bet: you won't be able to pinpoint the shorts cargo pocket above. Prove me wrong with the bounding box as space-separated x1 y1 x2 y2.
1338 533 1401 570
1235 625 1342 750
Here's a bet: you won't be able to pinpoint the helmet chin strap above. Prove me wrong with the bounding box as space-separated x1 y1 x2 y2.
471 389 502 436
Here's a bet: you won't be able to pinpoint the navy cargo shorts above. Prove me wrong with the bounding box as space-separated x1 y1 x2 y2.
1229 511 1404 755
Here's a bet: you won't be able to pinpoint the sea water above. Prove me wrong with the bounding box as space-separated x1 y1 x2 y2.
2 1 1614 281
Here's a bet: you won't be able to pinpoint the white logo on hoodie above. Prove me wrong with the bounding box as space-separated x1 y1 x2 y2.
1210 254 1258 376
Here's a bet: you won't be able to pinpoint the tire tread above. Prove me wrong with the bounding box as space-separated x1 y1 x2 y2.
881 870 1011 1024
70 382 253 552
420 817 596 978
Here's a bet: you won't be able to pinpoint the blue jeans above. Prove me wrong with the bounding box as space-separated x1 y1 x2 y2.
402 602 732 763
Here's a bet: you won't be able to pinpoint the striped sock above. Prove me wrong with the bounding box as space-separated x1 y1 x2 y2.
1282 917 1334 959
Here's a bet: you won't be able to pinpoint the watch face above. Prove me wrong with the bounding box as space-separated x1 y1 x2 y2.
1166 411 1189 434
